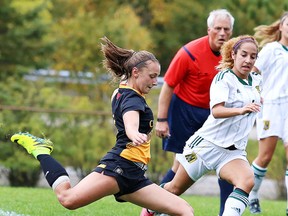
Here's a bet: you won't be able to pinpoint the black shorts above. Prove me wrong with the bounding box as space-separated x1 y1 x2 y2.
94 153 153 202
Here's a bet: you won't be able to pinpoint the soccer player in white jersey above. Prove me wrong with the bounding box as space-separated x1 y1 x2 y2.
248 11 288 215
142 35 261 216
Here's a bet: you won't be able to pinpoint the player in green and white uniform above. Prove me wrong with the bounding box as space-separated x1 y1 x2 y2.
249 11 288 215
156 35 261 216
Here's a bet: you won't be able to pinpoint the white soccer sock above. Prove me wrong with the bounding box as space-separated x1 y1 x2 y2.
223 188 248 216
249 162 267 201
52 175 70 190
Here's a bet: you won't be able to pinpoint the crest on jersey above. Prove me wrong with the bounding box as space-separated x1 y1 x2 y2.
185 152 197 163
263 120 270 130
255 85 261 94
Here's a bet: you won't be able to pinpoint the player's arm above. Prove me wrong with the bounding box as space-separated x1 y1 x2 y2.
155 82 174 137
212 102 261 118
123 110 147 146
157 82 174 119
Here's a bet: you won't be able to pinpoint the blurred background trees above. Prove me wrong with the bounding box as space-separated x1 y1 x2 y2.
0 0 287 186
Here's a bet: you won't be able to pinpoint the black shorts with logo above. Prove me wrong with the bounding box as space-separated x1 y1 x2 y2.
94 152 153 202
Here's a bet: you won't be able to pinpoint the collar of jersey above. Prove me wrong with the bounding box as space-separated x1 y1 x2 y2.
280 43 288 51
228 69 252 86
119 84 145 98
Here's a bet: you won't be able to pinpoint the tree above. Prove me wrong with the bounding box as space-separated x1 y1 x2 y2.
0 0 54 77
222 0 288 36
2 0 288 186
48 0 154 75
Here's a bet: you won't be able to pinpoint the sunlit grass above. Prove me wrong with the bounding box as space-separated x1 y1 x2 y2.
0 186 285 216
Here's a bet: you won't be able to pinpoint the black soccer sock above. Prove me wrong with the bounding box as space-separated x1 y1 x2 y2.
160 169 175 184
37 154 69 187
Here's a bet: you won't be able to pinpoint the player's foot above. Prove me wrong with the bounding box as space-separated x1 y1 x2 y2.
286 208 288 216
11 132 53 158
140 208 155 216
249 199 261 214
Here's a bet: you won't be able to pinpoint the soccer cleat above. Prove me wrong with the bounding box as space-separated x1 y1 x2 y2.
249 199 261 214
286 208 288 216
140 208 155 216
11 132 53 157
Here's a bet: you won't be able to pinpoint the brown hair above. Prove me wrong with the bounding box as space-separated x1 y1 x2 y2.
101 36 159 82
254 11 288 48
217 35 258 70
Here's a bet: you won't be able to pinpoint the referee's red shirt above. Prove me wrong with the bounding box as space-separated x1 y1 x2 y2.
164 36 221 109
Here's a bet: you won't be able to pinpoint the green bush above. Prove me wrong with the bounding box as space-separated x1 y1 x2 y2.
6 151 41 186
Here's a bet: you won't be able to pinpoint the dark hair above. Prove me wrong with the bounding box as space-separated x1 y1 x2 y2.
101 36 159 81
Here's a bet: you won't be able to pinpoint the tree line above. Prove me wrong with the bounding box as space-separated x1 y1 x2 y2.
0 0 287 185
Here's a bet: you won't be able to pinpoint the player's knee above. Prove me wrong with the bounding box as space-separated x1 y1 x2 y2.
179 201 194 216
247 175 255 190
165 182 185 195
57 193 79 210
241 174 254 192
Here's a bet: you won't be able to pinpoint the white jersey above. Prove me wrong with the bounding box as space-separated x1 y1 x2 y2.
188 69 262 150
254 41 288 102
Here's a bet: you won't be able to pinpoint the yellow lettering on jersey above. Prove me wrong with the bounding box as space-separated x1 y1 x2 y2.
149 120 154 128
126 142 136 148
97 164 107 169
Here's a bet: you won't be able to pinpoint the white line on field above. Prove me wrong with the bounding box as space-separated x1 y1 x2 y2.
0 209 29 216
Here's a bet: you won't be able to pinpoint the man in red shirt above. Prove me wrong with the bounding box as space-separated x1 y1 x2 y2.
142 9 235 216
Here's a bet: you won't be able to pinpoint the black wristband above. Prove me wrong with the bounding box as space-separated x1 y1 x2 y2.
157 118 168 122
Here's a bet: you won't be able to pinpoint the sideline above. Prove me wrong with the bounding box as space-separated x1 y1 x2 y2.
0 209 29 216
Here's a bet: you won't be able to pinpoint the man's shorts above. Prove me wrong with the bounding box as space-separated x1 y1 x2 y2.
176 135 247 181
163 94 210 153
94 153 153 202
256 99 288 143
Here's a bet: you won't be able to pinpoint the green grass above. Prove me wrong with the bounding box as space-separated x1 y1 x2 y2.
0 186 286 216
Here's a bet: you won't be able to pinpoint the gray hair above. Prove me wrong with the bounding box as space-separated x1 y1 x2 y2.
207 9 235 30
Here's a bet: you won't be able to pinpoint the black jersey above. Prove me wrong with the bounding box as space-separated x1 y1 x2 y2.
109 85 154 164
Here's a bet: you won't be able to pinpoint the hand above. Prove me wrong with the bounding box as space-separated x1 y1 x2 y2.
242 102 261 115
131 132 148 146
155 121 170 138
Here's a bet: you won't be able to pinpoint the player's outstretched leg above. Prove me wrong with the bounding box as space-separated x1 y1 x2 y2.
11 132 53 158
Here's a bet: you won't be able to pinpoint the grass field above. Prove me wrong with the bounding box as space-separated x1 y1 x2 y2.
0 186 286 216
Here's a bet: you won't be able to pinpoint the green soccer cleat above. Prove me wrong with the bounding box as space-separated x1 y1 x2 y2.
11 132 53 158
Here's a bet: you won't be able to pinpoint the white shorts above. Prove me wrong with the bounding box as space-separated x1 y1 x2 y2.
256 100 288 143
176 135 247 181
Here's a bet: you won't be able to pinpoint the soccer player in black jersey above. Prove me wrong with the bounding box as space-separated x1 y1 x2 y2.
11 37 194 216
